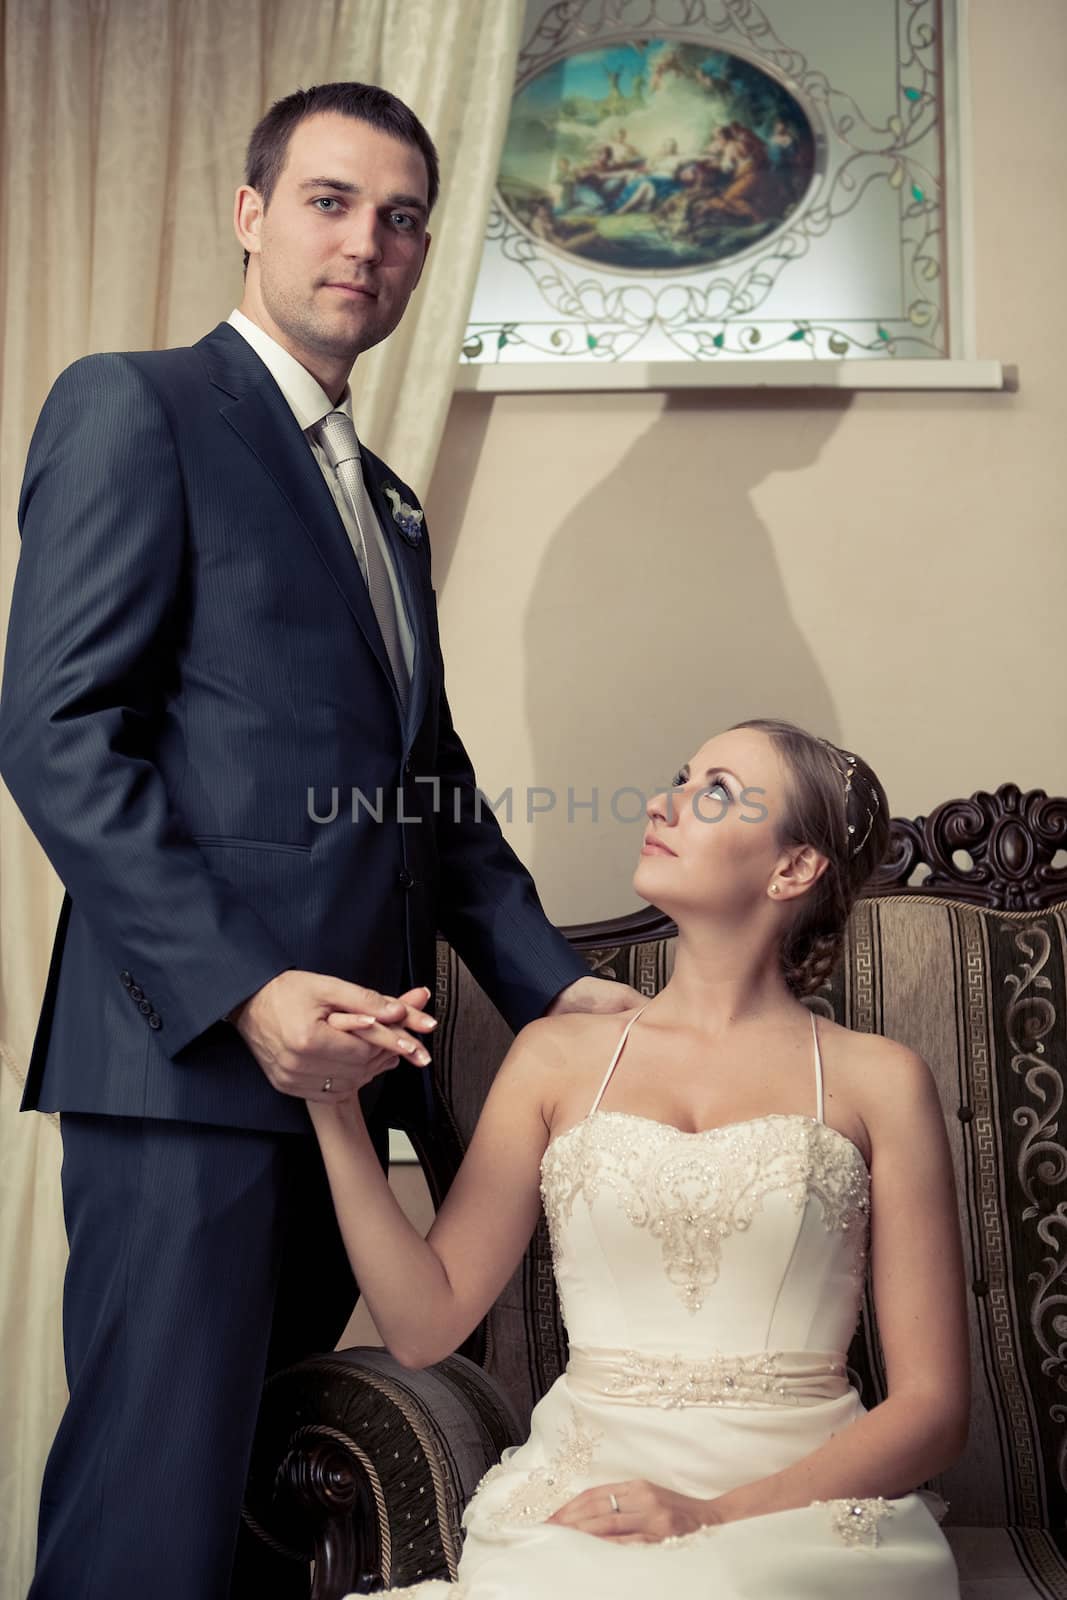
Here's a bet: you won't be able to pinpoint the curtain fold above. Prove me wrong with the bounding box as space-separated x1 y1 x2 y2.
0 2 520 1590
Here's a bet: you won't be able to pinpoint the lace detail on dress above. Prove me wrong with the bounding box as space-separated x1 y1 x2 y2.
541 1113 869 1312
489 1408 600 1529
813 1497 895 1548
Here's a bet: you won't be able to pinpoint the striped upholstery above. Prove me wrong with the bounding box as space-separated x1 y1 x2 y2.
429 896 1067 1599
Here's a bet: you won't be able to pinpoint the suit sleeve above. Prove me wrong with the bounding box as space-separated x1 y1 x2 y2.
0 354 291 1058
431 662 589 1034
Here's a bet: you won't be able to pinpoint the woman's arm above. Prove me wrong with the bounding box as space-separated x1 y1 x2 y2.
309 1016 563 1369
710 1041 970 1521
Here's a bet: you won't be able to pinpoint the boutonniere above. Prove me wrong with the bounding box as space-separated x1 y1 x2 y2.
382 484 424 546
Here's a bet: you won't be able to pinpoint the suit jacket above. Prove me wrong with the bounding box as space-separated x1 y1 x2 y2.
0 323 586 1134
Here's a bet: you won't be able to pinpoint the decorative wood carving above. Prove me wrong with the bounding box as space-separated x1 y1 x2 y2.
867 785 1067 909
280 1429 373 1600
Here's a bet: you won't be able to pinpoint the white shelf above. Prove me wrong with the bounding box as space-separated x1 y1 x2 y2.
454 359 1011 394
389 1128 420 1165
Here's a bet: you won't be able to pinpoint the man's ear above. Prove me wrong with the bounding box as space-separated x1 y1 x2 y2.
234 185 264 257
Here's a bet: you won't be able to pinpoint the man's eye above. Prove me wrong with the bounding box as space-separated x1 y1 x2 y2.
392 212 417 230
313 197 339 211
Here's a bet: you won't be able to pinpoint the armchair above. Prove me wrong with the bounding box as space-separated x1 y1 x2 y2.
243 784 1067 1600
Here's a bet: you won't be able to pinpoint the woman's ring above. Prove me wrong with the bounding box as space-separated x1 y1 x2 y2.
608 1492 620 1515
322 1077 334 1093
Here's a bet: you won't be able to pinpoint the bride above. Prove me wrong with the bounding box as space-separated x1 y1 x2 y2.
310 718 967 1598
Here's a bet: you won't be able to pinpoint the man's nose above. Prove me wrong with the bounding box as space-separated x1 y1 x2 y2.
341 205 385 263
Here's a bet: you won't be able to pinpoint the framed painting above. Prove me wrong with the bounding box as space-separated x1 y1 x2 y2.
458 0 999 389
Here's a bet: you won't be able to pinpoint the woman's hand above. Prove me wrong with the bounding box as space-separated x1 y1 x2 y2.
233 977 434 1104
546 1480 724 1543
316 984 435 1102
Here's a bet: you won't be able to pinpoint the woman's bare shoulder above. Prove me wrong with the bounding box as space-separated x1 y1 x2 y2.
817 1017 943 1127
503 1008 643 1117
513 1005 644 1056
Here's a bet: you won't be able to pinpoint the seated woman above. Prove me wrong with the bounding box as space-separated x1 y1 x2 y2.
311 717 968 1599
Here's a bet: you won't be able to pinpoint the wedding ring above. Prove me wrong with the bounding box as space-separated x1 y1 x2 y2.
608 1492 620 1515
322 1077 334 1093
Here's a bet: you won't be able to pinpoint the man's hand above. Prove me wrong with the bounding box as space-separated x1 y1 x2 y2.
230 974 436 1102
545 975 644 1017
546 1478 723 1543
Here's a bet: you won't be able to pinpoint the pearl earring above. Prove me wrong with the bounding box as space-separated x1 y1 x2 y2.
770 883 781 895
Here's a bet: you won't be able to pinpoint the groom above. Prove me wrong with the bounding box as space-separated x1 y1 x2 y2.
0 82 639 1600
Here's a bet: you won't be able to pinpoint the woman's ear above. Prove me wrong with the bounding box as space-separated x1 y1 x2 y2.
775 845 829 899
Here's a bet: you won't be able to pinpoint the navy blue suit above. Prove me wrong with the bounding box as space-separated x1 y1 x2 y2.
0 323 586 1598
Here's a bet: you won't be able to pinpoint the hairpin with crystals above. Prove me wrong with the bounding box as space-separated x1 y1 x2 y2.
819 740 878 858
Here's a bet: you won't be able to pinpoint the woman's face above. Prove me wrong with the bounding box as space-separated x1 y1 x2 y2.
633 728 790 920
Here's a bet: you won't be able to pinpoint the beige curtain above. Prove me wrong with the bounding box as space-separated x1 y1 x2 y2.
0 1 521 1591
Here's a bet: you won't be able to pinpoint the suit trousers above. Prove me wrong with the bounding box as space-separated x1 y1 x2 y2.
29 1108 386 1600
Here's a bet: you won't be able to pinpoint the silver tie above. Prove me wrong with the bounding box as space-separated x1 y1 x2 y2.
316 410 408 710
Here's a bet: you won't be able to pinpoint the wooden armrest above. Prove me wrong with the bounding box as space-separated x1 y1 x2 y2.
242 1346 520 1599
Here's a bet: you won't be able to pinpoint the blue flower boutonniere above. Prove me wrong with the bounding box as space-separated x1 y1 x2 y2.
382 484 424 546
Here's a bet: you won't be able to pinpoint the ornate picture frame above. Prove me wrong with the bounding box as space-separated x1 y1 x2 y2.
461 0 978 387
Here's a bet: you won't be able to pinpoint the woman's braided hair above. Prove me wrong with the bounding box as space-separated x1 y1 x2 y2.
731 718 891 999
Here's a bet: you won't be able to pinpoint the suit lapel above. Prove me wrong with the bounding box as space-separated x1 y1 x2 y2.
201 324 400 708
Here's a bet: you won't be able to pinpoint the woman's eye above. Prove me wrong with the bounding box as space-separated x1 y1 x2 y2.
705 777 731 802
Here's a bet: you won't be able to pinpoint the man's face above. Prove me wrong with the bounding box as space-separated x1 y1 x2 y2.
241 112 431 370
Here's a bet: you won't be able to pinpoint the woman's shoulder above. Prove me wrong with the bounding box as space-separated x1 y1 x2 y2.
502 1008 643 1114
817 1017 943 1134
510 1006 642 1068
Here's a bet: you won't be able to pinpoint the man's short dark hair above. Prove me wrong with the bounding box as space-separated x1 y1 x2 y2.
242 82 440 264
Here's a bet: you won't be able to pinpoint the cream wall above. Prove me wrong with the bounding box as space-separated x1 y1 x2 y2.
424 0 1067 927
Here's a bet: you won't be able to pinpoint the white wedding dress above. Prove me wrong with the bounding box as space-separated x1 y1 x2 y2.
366 1009 959 1599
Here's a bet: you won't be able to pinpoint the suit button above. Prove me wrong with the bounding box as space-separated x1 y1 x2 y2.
403 759 413 778
398 868 414 889
120 971 133 988
130 985 145 1001
148 1014 162 1030
137 999 152 1015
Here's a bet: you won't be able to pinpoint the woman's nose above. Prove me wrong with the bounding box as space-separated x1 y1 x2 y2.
646 788 677 825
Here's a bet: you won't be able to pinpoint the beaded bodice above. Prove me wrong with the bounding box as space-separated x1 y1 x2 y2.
539 1012 870 1361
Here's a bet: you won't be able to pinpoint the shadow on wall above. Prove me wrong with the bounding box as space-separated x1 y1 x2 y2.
420 395 495 590
522 389 852 921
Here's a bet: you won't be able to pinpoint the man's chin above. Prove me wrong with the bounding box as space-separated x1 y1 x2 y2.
320 304 398 359
293 311 387 365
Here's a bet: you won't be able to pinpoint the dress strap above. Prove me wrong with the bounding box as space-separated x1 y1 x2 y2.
810 1010 825 1124
589 1006 648 1116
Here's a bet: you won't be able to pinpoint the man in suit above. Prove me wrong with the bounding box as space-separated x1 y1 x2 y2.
0 81 640 1600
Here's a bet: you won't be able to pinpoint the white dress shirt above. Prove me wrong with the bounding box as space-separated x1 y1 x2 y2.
226 308 414 679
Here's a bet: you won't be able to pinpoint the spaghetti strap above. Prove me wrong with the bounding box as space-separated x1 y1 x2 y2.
810 1010 825 1124
589 1006 648 1116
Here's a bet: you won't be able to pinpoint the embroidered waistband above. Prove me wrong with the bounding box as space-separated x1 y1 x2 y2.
566 1346 851 1408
